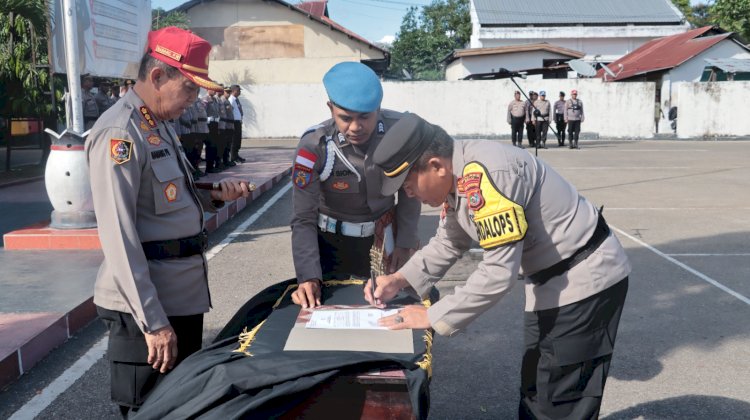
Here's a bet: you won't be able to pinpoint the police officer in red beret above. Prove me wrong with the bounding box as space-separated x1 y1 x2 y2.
85 27 251 416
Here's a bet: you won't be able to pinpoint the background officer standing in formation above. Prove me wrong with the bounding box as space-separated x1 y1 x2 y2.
85 26 251 417
219 87 236 169
81 75 99 130
565 89 585 149
554 91 567 147
532 90 551 148
202 87 222 173
228 84 246 163
290 62 421 308
524 91 538 147
506 90 525 148
366 113 630 420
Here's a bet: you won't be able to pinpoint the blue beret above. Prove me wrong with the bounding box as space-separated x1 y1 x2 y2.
539 90 546 96
323 62 383 113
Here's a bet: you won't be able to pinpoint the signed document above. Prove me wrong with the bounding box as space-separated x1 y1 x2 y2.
305 308 399 330
284 305 414 353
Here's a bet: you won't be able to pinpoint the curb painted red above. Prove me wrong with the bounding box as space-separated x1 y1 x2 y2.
0 168 291 390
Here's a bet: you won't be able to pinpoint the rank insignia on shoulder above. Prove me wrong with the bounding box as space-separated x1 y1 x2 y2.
332 180 349 191
378 121 385 134
293 164 313 189
147 134 161 146
139 106 157 128
110 138 133 165
140 121 151 132
164 182 178 202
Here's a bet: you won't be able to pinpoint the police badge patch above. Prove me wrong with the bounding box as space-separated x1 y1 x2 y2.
462 172 485 211
164 182 178 202
147 134 161 146
110 139 133 165
292 164 312 189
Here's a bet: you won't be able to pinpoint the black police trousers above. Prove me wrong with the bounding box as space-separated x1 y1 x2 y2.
526 122 537 147
568 121 581 147
534 120 549 146
205 122 219 171
232 121 243 161
97 307 203 414
519 277 628 420
555 115 567 146
318 230 374 279
510 117 525 146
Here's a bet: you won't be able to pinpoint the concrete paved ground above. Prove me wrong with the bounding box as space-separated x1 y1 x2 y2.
1 139 748 419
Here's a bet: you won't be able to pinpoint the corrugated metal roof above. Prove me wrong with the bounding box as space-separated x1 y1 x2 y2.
597 26 740 81
705 58 750 73
474 0 684 25
444 43 584 64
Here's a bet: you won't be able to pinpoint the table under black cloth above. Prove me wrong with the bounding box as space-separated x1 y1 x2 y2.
132 279 434 420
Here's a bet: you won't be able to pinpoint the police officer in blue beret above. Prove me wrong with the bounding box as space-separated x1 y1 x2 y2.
290 62 421 308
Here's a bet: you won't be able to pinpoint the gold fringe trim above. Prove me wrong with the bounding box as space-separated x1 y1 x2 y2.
417 297 434 377
233 320 267 356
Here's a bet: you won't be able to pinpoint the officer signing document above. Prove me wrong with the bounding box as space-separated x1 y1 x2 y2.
365 114 630 419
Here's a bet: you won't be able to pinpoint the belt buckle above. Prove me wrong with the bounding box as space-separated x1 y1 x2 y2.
326 217 337 234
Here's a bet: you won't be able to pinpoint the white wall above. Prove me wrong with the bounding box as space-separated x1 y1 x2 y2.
240 79 655 139
675 82 750 138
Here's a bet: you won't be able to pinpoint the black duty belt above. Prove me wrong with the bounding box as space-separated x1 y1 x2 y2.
528 213 610 285
142 230 208 260
198 118 207 122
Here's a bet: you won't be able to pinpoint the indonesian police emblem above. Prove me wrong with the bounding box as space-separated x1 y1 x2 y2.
110 139 133 165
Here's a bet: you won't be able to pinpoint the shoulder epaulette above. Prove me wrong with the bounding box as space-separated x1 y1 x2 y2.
300 124 324 139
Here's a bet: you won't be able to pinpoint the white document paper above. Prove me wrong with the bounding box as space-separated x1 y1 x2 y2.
305 308 398 330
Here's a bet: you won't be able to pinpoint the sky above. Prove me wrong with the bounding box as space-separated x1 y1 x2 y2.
153 0 707 45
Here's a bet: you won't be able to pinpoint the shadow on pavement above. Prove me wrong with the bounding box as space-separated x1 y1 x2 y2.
603 395 750 419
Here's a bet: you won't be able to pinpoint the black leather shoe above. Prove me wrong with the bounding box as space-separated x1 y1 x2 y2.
235 156 246 163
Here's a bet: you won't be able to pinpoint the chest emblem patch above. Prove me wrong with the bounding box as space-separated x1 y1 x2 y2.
110 139 133 165
463 162 528 249
147 134 161 146
164 182 178 202
332 181 349 191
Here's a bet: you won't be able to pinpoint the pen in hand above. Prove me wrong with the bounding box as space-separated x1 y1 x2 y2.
370 270 380 306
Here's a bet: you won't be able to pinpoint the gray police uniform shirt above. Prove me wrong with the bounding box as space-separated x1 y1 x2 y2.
291 110 422 283
202 95 220 125
216 96 228 130
565 99 585 122
398 140 631 336
85 89 217 333
554 99 566 116
82 90 99 128
95 91 112 114
507 99 525 123
193 99 209 134
533 99 551 121
524 100 535 122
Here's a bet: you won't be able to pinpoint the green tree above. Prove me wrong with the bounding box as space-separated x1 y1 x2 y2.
389 0 471 81
689 2 715 27
0 0 52 118
712 0 750 42
152 8 190 30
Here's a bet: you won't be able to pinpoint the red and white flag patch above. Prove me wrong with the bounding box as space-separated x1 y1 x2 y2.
295 149 317 169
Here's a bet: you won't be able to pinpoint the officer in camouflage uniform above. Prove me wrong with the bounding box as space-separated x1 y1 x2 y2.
367 113 630 420
290 62 421 309
85 27 251 416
